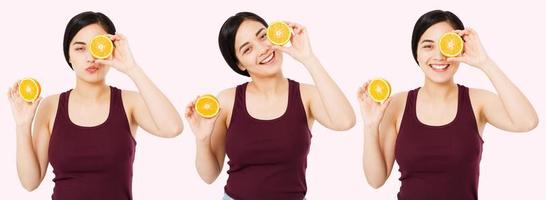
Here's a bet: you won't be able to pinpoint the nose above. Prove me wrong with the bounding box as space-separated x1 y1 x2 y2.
256 40 271 57
85 49 96 63
432 45 447 61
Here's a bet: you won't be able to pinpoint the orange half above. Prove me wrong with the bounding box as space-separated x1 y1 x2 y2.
368 78 391 103
195 94 220 118
18 78 41 102
267 21 291 46
439 32 464 57
89 35 114 59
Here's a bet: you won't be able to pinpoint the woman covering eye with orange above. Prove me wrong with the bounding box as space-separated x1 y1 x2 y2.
358 10 538 200
185 12 355 200
7 11 182 200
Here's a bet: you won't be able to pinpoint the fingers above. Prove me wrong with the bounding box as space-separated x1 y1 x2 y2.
446 56 465 63
357 82 369 101
380 98 392 110
271 45 290 54
94 59 113 66
285 21 305 35
32 97 43 109
10 81 19 100
185 101 195 119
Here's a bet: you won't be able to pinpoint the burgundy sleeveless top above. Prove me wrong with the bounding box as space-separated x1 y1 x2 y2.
49 86 136 200
395 85 483 200
225 79 312 200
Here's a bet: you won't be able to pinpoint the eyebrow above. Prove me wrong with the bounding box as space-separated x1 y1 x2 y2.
72 41 86 46
420 39 434 44
238 28 266 52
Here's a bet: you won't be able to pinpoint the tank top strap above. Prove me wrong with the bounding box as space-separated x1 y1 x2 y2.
109 86 122 110
287 79 306 120
403 87 419 121
54 89 72 126
233 82 249 116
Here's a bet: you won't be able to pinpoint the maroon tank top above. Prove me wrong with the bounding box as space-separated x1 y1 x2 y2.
225 79 312 200
395 85 483 200
49 86 136 200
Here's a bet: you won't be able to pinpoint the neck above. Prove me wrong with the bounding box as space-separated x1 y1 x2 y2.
248 73 287 95
72 78 110 101
421 78 458 100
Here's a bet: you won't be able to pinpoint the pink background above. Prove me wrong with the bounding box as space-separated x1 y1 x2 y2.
1 0 544 199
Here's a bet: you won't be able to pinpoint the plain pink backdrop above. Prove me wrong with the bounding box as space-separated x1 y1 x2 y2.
1 0 544 199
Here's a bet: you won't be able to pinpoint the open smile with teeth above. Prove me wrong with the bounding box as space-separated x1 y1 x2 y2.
430 64 450 71
259 51 275 65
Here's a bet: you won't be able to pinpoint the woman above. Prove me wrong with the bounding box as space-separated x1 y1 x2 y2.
358 10 538 199
185 12 355 200
7 11 183 199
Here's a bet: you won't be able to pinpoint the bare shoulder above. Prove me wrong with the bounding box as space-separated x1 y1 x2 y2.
37 94 61 131
299 82 316 94
298 83 317 103
217 87 236 109
468 87 496 101
38 94 61 115
119 89 141 109
387 91 409 113
120 89 139 101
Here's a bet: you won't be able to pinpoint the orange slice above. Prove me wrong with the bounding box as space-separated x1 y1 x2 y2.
439 32 464 57
18 78 41 102
267 21 291 46
368 78 391 103
88 35 114 59
195 94 220 118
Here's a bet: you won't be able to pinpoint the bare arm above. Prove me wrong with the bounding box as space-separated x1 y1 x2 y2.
9 82 53 191
95 33 183 137
449 28 538 132
274 22 355 131
358 82 401 188
185 89 233 184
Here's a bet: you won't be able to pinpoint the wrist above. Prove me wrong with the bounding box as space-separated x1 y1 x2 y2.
196 134 212 144
125 64 142 78
300 54 319 66
16 123 32 134
480 59 498 73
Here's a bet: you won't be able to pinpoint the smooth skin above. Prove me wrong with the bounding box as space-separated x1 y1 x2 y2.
185 20 356 184
358 22 539 188
8 23 183 191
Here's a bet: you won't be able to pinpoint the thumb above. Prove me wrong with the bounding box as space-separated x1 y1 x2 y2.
380 98 392 112
33 97 43 107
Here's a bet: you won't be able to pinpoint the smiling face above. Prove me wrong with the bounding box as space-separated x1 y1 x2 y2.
416 21 461 84
68 23 111 84
234 20 283 78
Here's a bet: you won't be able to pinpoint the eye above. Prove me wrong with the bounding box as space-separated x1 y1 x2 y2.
75 47 86 52
260 33 266 40
423 45 433 49
243 47 252 54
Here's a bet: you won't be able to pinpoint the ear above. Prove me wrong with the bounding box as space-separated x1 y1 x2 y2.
236 62 246 72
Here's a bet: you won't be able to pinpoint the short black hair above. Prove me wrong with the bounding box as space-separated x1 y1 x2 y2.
63 11 116 69
411 10 464 64
218 12 268 77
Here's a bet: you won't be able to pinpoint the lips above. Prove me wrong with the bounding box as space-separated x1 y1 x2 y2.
86 66 99 73
429 64 449 72
259 51 275 65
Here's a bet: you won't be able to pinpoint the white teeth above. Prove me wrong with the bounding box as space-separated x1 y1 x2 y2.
260 52 274 64
431 64 448 70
